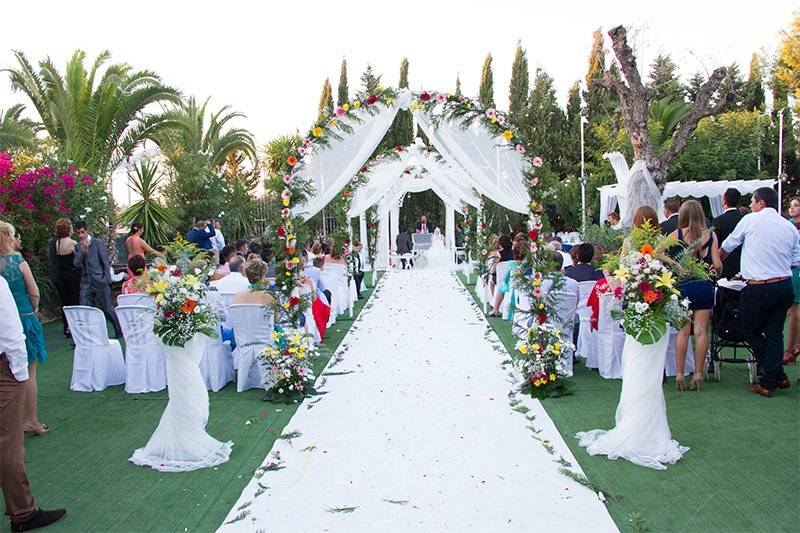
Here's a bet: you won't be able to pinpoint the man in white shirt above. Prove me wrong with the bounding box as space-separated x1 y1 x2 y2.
0 277 67 530
720 187 800 397
208 221 225 254
210 256 249 295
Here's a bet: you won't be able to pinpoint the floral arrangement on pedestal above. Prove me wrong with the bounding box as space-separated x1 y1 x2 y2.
515 322 574 399
260 328 318 402
145 268 220 347
603 221 704 344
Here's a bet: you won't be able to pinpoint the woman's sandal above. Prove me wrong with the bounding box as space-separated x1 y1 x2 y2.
675 375 686 391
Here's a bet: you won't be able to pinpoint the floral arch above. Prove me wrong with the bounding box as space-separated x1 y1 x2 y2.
270 87 547 326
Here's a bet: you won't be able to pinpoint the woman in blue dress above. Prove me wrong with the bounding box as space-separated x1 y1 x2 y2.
668 200 722 392
0 221 49 434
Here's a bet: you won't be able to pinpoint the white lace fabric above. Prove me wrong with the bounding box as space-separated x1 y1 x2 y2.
130 333 233 472
576 333 688 470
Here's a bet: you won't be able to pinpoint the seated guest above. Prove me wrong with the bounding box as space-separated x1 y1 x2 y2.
302 256 330 305
711 188 744 279
210 256 249 295
327 243 346 265
549 239 573 268
235 240 249 258
121 255 148 294
564 243 604 282
606 211 622 230
210 245 237 281
232 258 277 307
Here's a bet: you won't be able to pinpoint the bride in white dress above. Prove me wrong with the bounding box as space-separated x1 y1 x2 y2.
425 228 451 270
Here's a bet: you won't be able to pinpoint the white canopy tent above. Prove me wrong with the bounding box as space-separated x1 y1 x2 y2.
294 89 531 269
600 152 776 223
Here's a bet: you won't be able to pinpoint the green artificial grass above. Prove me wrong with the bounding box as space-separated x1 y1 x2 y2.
2 273 383 533
458 271 800 533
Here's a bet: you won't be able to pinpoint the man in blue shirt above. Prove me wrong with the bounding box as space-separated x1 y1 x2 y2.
186 220 216 250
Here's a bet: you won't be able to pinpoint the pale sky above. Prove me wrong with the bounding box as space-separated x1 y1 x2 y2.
1 0 796 147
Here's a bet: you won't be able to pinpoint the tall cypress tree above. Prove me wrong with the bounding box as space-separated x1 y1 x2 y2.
478 54 495 108
318 78 333 120
526 68 567 173
686 71 706 102
743 53 766 112
646 54 684 101
584 28 614 123
509 41 530 124
337 58 349 106
585 29 605 90
360 64 382 93
455 75 462 97
564 81 582 173
384 58 413 150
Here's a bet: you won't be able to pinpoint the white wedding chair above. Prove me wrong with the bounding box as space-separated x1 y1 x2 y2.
116 294 155 307
297 285 321 343
595 294 626 379
64 306 126 392
115 305 167 393
541 277 580 377
575 280 599 368
200 327 235 392
228 304 272 392
513 290 532 337
665 327 695 377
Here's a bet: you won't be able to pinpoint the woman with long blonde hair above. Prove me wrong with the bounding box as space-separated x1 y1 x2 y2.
668 200 722 391
0 221 49 434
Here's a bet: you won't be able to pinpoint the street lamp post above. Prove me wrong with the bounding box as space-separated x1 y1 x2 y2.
579 106 589 234
778 108 785 205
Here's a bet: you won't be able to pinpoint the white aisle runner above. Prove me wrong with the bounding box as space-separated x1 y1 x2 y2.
219 271 617 532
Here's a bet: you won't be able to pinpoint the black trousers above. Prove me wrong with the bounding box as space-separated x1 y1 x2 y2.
54 272 80 335
739 279 792 390
79 280 122 337
353 272 364 295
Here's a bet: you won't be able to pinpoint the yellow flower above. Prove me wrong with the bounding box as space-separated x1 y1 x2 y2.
614 266 630 282
288 347 296 353
533 279 541 287
549 373 556 381
518 344 529 355
148 279 168 295
285 272 291 276
409 101 421 111
532 343 541 351
534 380 542 387
490 117 497 124
292 257 300 264
271 331 281 341
297 352 305 359
502 130 513 141
530 201 539 210
386 97 394 105
312 127 323 137
287 234 294 240
343 103 350 112
655 270 675 290
329 119 338 127
353 100 361 108
538 303 545 310
282 302 290 309
184 274 198 287
282 198 290 207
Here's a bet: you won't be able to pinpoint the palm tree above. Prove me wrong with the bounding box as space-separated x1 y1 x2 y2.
117 160 177 245
155 97 256 168
0 104 39 152
649 97 690 154
4 50 180 176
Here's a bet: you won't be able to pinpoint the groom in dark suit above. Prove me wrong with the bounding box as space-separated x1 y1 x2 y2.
659 197 681 235
415 215 431 234
711 188 743 279
73 221 122 338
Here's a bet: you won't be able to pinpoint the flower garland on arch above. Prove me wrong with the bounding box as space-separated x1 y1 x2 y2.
269 87 400 326
268 87 553 327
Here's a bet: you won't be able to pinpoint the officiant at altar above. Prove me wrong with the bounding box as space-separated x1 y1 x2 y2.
416 215 431 234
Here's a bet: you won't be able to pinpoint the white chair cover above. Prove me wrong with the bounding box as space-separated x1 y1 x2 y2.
513 290 532 338
665 327 695 377
321 264 351 317
200 328 235 392
595 294 626 379
64 306 126 392
116 294 155 307
298 285 321 343
575 281 598 367
115 305 166 393
228 304 273 392
541 278 580 378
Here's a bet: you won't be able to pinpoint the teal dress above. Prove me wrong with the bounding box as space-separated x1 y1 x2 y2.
0 254 48 364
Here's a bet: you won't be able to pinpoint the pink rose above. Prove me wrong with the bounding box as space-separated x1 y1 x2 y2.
532 286 543 298
532 156 543 167
282 174 292 185
529 177 539 187
281 208 291 218
81 175 93 186
435 93 447 104
335 106 346 117
485 108 497 119
515 144 526 154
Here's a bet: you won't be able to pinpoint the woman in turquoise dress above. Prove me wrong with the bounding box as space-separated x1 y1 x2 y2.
0 221 49 434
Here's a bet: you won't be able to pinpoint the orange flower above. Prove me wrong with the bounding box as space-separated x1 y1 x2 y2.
286 155 298 167
643 290 658 304
181 298 197 314
156 263 167 273
640 244 654 256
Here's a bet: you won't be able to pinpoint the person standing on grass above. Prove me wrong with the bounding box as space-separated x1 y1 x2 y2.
720 187 800 397
0 275 66 532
